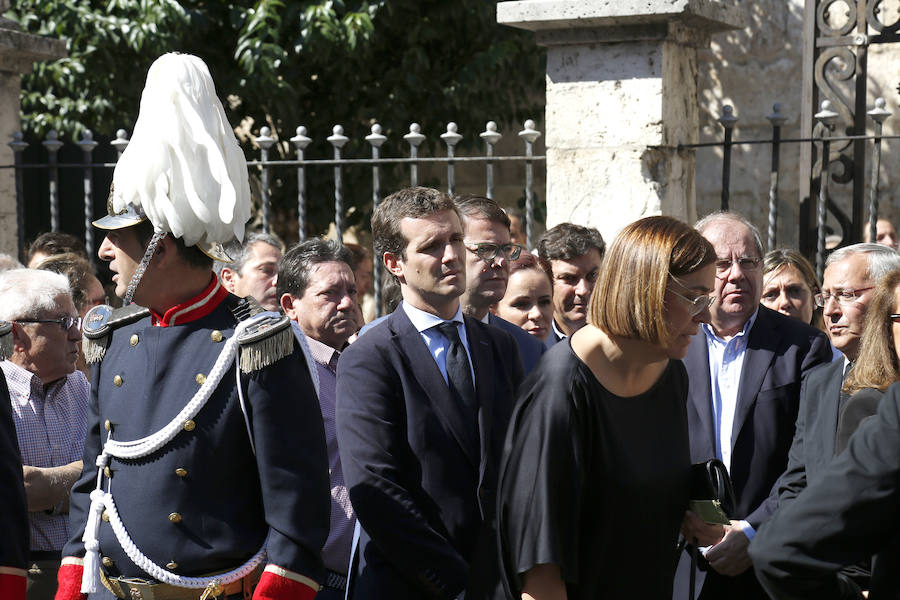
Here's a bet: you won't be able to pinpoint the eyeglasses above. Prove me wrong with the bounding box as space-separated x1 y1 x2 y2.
465 243 523 263
16 316 82 331
668 275 716 316
814 287 874 308
890 314 900 322
714 256 761 275
669 289 716 316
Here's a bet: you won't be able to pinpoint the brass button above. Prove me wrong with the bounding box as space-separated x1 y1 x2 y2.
113 375 123 387
101 556 114 568
211 330 223 343
129 334 139 346
183 420 195 432
103 466 112 479
168 512 182 523
166 561 178 570
102 510 110 522
104 419 112 432
195 373 206 385
175 468 188 478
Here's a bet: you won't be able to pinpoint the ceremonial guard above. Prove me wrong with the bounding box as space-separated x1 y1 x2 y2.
0 321 29 600
55 53 330 600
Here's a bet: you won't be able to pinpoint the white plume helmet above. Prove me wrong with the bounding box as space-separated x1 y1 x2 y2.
107 53 250 247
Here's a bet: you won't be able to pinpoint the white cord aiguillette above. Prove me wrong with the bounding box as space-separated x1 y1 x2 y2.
81 317 267 594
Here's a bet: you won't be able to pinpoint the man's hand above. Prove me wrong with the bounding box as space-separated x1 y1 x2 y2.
703 521 752 576
22 461 82 512
680 510 725 547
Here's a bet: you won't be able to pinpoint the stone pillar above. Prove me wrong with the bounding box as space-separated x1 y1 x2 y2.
0 0 66 258
498 0 742 240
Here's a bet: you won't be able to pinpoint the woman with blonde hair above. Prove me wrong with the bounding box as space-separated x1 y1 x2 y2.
836 267 900 452
761 249 824 331
496 216 720 600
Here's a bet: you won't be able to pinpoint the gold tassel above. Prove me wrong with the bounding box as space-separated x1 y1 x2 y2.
82 335 108 364
0 322 12 361
238 315 294 372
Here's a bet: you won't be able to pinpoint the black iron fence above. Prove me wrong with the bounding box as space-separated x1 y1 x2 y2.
2 119 545 316
681 98 899 281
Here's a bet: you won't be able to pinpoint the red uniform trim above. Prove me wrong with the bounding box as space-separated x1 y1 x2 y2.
150 275 227 327
53 563 86 600
0 571 26 600
253 569 318 600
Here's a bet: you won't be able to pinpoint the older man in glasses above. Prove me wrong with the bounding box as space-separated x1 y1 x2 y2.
753 242 900 597
455 195 545 374
0 269 89 600
675 212 831 600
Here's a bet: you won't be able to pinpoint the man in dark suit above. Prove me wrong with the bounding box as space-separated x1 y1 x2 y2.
455 194 544 374
750 381 900 599
336 187 523 600
0 321 29 600
675 212 831 600
777 243 900 501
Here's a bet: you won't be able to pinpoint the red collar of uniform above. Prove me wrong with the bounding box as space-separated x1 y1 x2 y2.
150 275 228 327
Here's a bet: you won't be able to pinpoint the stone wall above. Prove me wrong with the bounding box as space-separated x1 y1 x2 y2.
0 2 66 259
696 0 900 250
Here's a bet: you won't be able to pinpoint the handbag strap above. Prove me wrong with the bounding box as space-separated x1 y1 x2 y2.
704 458 737 517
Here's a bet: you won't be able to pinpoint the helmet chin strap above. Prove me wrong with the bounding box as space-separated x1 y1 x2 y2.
123 230 168 305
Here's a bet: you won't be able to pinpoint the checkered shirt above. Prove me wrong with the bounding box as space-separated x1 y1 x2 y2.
2 361 90 551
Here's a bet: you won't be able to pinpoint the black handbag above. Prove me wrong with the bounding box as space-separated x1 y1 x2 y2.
683 459 737 599
689 458 737 524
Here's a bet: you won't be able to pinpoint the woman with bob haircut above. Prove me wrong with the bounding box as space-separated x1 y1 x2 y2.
836 267 900 452
495 216 719 600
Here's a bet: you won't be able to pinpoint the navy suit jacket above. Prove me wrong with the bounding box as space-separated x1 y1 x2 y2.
0 374 28 572
751 380 900 599
674 306 831 599
487 313 545 374
336 306 523 600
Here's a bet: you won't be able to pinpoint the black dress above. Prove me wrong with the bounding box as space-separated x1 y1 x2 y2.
496 340 691 600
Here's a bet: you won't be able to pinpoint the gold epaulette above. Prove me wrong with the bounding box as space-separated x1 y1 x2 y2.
82 304 151 364
0 321 12 361
226 296 294 373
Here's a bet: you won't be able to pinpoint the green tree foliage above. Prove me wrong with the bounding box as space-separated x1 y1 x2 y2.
9 0 545 238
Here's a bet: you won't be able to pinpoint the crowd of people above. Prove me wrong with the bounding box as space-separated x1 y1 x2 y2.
2 52 900 600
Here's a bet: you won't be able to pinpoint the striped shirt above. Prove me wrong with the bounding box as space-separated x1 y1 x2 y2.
2 361 89 551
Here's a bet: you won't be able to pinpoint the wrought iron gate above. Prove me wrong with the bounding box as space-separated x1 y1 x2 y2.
798 0 900 253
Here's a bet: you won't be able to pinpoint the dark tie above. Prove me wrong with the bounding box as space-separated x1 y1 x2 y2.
835 361 853 451
436 321 477 416
328 351 340 374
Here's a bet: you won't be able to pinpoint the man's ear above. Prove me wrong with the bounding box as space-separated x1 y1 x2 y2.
383 252 404 282
150 235 177 269
220 266 238 292
280 293 300 321
10 322 29 354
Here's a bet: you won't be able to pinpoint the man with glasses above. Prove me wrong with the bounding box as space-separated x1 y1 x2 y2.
762 243 900 596
0 269 89 600
455 195 545 373
675 212 831 600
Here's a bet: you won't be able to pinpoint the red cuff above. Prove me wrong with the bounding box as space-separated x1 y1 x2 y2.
0 570 27 600
54 563 87 600
253 568 319 600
